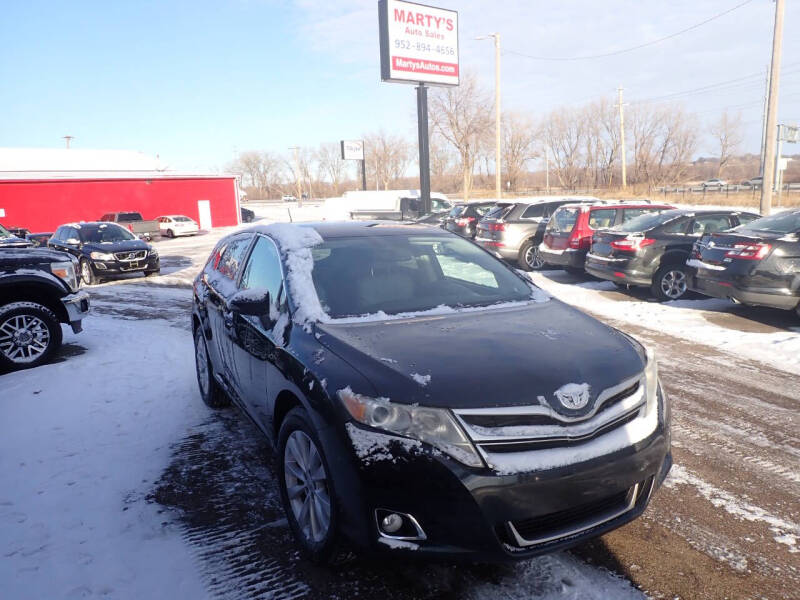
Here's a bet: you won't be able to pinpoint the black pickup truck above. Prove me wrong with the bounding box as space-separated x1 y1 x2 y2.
0 225 90 369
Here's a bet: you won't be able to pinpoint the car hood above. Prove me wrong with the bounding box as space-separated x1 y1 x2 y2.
83 240 149 253
315 300 645 413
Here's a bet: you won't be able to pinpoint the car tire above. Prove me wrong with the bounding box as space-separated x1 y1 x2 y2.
193 327 230 408
518 240 544 271
80 259 98 286
278 407 342 564
0 302 63 370
651 264 688 301
145 270 160 277
166 229 174 238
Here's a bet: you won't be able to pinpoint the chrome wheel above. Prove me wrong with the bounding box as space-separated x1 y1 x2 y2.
0 314 51 364
284 430 331 544
194 331 210 398
525 245 544 269
660 269 687 299
81 260 93 285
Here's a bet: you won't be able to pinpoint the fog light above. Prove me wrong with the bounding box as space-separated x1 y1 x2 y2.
381 513 403 533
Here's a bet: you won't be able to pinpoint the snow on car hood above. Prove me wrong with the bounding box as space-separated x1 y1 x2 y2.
315 299 645 410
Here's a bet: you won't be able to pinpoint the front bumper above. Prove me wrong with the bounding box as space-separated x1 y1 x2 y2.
691 275 800 311
334 388 671 561
61 290 90 333
539 244 587 269
585 255 652 287
90 255 160 276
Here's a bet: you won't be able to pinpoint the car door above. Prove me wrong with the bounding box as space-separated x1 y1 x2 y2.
203 233 254 398
230 234 287 430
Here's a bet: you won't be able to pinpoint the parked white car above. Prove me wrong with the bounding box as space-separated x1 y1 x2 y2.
701 178 727 189
156 215 199 238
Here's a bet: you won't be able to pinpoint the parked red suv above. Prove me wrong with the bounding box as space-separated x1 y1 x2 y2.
540 202 674 272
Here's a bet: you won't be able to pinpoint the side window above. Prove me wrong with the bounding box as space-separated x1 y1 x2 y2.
65 227 78 241
588 209 617 230
240 236 284 303
521 204 545 219
623 208 653 222
736 213 760 226
217 236 252 280
662 218 688 234
691 215 733 235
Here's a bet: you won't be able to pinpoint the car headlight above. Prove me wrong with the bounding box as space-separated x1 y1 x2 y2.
149 248 159 257
339 388 484 468
644 346 660 409
90 251 115 261
50 261 78 291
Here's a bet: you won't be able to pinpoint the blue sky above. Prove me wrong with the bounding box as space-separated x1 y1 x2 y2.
1 0 798 171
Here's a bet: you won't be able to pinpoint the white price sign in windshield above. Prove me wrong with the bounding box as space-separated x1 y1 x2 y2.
379 0 459 87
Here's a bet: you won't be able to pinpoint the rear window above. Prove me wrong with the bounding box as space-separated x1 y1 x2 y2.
738 210 800 235
521 204 545 219
469 204 494 217
548 207 580 233
117 212 143 222
448 206 466 218
483 203 514 221
615 210 684 233
588 208 617 230
622 207 668 222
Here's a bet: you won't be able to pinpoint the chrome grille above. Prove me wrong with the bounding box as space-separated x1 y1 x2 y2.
114 250 147 261
453 374 644 453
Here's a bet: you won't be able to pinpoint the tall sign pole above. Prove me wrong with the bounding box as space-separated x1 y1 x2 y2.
341 140 366 191
379 0 459 215
761 0 785 215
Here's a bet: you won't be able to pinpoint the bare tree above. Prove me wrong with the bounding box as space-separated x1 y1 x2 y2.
229 151 285 199
629 103 697 189
316 142 347 196
363 130 412 190
542 106 586 189
429 73 493 200
501 111 538 191
710 111 744 177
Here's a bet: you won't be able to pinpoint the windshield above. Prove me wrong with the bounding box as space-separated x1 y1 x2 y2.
79 223 136 243
311 234 534 318
547 207 579 233
738 210 800 235
614 210 683 232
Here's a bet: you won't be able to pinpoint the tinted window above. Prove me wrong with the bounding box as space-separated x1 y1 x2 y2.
622 207 666 222
78 223 135 243
240 236 283 303
588 209 617 230
483 204 514 220
738 210 800 235
735 213 761 225
311 235 533 318
217 236 252 280
662 218 689 234
616 211 685 233
548 207 580 233
521 204 545 219
691 215 732 235
448 205 466 218
117 212 143 222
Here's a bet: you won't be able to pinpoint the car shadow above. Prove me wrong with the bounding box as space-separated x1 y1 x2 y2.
149 408 636 600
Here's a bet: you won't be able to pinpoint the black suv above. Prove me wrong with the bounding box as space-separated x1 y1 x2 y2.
475 197 600 270
586 209 760 301
689 209 800 316
48 222 160 285
192 222 670 564
0 229 90 370
441 201 496 238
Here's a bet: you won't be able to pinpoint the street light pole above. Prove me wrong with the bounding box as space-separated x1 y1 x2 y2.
761 0 785 215
478 33 501 200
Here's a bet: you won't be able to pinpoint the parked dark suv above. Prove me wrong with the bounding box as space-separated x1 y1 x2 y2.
585 209 760 301
48 222 160 285
441 201 496 238
192 221 671 564
475 197 600 270
689 208 800 316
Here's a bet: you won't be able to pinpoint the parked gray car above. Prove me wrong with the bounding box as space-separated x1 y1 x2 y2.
474 197 600 270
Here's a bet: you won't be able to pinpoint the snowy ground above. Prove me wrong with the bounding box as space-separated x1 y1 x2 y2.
1 202 798 599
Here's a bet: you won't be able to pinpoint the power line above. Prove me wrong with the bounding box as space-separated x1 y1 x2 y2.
503 0 755 61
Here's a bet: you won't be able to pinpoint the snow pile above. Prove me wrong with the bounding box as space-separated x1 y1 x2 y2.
411 372 431 386
345 422 421 464
377 537 419 551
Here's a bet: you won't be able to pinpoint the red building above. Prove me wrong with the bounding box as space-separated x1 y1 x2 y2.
0 148 241 232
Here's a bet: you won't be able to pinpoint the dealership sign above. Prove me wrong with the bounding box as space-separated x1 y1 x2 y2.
379 0 459 87
340 139 364 161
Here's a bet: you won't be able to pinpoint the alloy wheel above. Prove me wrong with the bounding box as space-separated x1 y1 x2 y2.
0 314 51 364
525 245 544 269
81 261 93 284
194 332 210 398
284 430 331 544
660 269 687 299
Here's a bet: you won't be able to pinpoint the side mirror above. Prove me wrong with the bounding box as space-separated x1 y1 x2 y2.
229 288 271 316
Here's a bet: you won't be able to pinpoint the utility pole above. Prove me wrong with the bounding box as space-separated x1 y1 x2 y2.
478 33 502 200
62 135 74 149
761 0 785 215
760 64 771 176
616 87 627 189
289 146 302 205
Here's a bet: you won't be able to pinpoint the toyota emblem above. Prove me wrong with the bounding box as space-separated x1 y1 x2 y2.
554 383 591 410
